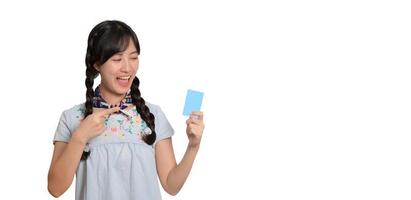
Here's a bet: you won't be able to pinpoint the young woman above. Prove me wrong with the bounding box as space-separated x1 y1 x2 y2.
47 20 205 200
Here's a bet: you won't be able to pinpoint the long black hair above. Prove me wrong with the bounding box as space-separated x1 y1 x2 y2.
82 20 156 159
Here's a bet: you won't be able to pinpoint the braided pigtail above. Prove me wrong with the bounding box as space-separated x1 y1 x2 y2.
84 68 96 117
131 76 156 145
81 28 101 160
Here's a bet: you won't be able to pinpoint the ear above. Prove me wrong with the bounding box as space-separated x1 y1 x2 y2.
94 64 100 72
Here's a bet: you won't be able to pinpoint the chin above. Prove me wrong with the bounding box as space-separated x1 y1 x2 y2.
119 87 131 94
112 85 130 94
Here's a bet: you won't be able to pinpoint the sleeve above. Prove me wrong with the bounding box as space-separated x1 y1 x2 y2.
153 105 175 146
53 111 73 144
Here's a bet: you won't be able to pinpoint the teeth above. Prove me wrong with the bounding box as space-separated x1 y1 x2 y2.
117 76 130 80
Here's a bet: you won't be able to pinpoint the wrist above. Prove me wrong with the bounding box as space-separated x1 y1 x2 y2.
71 131 88 146
187 143 200 152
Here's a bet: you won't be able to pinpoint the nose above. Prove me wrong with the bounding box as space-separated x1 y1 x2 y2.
120 59 130 72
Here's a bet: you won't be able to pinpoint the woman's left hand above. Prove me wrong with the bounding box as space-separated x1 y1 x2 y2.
186 112 205 149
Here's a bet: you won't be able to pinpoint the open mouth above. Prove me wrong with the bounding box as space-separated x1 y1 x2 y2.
116 76 131 80
116 76 131 87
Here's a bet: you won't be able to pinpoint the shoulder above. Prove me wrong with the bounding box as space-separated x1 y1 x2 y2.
55 103 85 133
144 101 172 123
145 101 160 113
145 101 167 118
61 103 86 120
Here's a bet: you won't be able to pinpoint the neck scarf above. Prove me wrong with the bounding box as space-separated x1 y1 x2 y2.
92 85 133 109
91 85 152 136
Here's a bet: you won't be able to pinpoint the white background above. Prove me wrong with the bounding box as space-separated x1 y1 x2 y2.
0 0 410 199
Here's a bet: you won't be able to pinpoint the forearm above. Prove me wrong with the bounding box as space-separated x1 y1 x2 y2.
48 132 86 197
166 146 199 195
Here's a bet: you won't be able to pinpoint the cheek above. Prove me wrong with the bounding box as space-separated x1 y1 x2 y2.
101 69 116 78
135 60 139 69
132 62 139 74
99 70 118 82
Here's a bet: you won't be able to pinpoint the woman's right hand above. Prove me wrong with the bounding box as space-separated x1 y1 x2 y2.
73 107 120 144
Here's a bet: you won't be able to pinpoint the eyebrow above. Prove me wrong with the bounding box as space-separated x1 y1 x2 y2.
115 51 138 56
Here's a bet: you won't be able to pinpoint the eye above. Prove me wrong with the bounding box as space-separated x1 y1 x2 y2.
112 58 121 62
130 57 138 60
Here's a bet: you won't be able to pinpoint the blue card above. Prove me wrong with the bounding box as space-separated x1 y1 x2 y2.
183 89 204 116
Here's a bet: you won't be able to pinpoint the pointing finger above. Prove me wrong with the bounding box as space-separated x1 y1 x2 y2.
99 107 120 117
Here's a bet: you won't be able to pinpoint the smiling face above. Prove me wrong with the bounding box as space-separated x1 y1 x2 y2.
95 38 139 101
